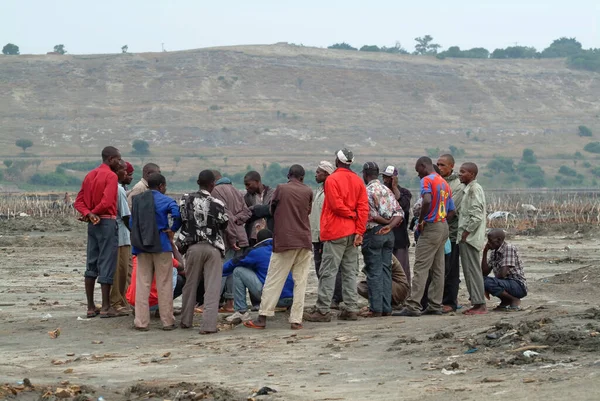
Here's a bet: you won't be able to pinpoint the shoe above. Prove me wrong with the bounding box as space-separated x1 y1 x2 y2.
422 307 443 316
162 324 177 331
330 302 340 310
226 311 251 324
303 308 332 322
391 308 421 317
338 309 358 321
364 311 382 318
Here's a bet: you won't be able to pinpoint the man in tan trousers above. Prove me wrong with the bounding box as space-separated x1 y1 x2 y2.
178 170 229 334
131 173 181 331
245 165 313 330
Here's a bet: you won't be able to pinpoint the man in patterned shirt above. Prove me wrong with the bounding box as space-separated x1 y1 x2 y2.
178 170 229 334
361 162 404 317
481 229 527 311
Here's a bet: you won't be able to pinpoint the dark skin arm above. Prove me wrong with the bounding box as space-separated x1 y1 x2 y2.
172 241 185 274
418 193 432 232
377 215 403 235
481 243 509 278
391 177 401 200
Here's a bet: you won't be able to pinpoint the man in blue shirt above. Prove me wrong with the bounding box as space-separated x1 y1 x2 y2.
223 229 294 324
131 173 181 331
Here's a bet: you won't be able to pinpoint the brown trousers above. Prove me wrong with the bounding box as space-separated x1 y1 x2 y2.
134 252 174 328
110 245 131 308
180 243 223 333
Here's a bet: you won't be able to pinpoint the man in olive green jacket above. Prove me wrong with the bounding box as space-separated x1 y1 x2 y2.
457 162 487 315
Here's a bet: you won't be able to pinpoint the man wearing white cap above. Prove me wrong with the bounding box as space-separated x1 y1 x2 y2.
381 165 413 286
304 148 369 322
309 161 344 308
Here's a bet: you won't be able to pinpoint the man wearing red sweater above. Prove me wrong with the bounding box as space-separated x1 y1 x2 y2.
304 148 369 322
74 146 122 318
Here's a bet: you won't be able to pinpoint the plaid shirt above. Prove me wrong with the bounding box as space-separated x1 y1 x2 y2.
366 179 403 230
488 241 527 290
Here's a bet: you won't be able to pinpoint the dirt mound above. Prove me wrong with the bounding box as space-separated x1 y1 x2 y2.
547 264 600 285
0 216 83 234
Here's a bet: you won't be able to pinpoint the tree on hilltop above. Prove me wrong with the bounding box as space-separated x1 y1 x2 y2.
414 35 441 55
121 45 128 53
2 43 20 55
16 139 33 153
53 44 67 55
328 42 357 51
541 37 582 58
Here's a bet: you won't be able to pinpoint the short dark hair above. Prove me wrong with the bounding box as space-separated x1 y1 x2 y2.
257 229 273 243
288 164 305 179
101 146 120 161
244 171 261 182
143 163 160 175
461 162 479 177
147 173 166 189
198 169 216 188
439 154 455 165
416 156 433 167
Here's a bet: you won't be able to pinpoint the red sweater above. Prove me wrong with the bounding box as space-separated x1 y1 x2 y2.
319 167 369 241
74 164 118 217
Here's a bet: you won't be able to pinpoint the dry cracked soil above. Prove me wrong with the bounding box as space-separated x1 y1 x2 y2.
1 217 600 401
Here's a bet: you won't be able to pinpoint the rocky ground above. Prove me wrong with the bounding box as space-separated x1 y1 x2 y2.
1 217 600 400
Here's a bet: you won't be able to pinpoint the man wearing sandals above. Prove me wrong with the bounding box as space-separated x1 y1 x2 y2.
482 229 527 311
244 165 313 330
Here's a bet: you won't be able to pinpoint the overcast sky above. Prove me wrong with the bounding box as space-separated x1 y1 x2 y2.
2 0 598 55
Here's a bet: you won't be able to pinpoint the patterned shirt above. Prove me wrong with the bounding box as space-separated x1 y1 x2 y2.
420 173 455 223
488 241 527 291
366 179 403 230
177 190 229 256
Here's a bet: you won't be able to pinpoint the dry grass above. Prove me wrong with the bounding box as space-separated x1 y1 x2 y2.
0 194 77 219
486 191 600 231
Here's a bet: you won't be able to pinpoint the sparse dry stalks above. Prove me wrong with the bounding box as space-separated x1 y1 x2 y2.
0 194 77 219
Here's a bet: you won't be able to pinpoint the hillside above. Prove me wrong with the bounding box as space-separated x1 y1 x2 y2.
0 44 599 187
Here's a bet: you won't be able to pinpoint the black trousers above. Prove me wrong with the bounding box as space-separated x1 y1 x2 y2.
442 242 461 310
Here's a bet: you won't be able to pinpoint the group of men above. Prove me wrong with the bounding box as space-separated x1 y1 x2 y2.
74 145 528 334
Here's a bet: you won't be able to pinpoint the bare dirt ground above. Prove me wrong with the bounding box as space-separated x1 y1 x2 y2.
1 217 600 400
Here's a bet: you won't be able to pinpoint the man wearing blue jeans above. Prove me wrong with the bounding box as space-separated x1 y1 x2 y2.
361 162 404 317
223 229 294 323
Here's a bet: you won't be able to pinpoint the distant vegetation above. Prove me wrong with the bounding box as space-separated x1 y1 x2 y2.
583 142 600 154
57 161 99 172
326 36 599 73
2 43 19 55
53 44 67 55
578 125 593 137
15 139 33 152
132 139 150 155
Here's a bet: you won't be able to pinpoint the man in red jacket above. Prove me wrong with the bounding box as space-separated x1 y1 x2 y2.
74 146 122 318
304 148 369 322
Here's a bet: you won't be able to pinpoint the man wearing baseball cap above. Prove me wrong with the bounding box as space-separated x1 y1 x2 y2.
381 165 413 286
304 148 369 322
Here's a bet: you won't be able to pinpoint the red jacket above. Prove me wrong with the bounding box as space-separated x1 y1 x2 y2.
319 167 369 241
74 163 118 217
126 255 179 307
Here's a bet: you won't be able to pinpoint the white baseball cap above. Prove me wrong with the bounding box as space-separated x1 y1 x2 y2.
381 165 398 177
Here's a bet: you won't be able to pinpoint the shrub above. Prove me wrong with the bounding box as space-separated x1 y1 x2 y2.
521 148 537 164
360 45 381 52
567 50 600 72
132 139 150 155
16 139 33 152
584 142 600 153
29 172 81 187
425 147 440 158
328 42 357 51
487 157 515 174
558 165 577 177
578 125 593 137
57 161 99 172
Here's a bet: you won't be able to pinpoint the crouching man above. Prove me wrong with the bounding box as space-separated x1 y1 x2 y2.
482 229 528 311
223 229 294 324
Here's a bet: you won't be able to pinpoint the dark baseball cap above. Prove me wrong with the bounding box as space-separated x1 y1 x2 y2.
362 161 379 173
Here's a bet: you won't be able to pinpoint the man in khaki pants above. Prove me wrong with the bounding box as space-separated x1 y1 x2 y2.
245 165 313 330
457 162 488 315
131 173 181 331
394 157 456 317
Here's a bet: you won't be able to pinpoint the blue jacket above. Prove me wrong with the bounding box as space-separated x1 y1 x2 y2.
222 239 294 299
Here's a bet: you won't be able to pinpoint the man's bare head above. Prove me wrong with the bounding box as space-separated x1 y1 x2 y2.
459 162 479 185
142 163 160 181
487 228 506 250
437 154 455 178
